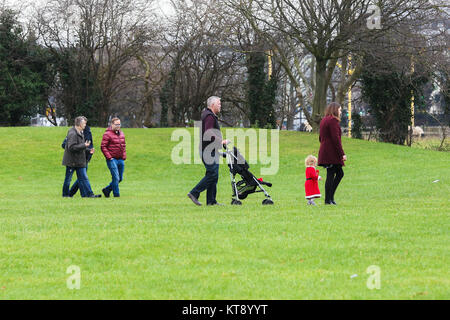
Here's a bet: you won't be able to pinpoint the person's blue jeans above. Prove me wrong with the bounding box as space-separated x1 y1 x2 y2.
104 159 125 197
68 164 89 197
190 162 219 205
62 167 94 197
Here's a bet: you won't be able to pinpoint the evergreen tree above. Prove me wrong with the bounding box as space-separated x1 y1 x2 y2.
160 69 176 127
351 111 363 139
0 9 54 126
361 57 428 145
246 51 277 129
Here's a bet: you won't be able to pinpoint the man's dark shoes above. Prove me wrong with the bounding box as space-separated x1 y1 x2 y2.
86 194 102 198
325 201 336 205
207 202 225 206
102 188 111 198
187 193 202 206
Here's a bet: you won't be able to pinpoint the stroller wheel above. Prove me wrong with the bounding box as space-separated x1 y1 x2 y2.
231 199 242 206
238 193 248 200
262 199 274 205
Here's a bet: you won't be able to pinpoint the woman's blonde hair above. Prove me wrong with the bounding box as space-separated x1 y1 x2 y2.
305 155 318 167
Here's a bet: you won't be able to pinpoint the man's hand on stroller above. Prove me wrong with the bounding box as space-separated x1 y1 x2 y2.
222 140 231 148
219 140 231 158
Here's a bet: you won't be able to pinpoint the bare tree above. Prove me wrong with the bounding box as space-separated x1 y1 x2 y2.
35 0 156 125
229 0 443 130
160 0 245 126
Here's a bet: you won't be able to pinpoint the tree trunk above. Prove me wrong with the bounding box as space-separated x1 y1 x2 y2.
311 58 328 131
99 98 110 127
286 83 296 130
142 94 154 128
286 113 294 130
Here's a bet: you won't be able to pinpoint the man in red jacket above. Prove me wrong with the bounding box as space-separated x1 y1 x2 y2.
101 117 127 198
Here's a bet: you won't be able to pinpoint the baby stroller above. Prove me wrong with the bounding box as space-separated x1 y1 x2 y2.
223 145 274 206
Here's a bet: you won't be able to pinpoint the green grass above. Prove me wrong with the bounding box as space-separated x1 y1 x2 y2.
411 137 450 152
0 127 448 299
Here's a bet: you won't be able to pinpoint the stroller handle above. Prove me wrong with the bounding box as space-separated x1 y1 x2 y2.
221 143 231 158
223 141 231 150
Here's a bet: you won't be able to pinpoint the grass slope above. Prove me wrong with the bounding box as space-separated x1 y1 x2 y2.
0 127 448 299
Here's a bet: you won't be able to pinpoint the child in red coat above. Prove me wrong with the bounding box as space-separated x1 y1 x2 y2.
305 155 322 205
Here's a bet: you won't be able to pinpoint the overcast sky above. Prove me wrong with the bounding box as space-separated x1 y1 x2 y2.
3 0 175 19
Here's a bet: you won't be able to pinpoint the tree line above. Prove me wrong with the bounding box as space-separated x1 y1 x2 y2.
0 0 448 146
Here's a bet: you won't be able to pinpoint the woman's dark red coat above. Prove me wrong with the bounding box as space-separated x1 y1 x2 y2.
318 116 345 166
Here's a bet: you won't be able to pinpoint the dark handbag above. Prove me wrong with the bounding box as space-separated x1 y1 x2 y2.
61 136 68 149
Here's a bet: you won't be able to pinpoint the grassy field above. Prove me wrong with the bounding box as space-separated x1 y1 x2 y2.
0 127 448 300
411 137 450 152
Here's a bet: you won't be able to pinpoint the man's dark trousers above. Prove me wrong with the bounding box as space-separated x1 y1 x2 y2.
190 159 219 205
62 166 93 197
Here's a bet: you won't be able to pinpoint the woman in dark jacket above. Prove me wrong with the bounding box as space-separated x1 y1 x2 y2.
318 102 347 205
62 116 100 198
62 124 94 197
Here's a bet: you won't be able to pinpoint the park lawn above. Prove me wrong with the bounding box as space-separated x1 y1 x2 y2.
0 127 448 300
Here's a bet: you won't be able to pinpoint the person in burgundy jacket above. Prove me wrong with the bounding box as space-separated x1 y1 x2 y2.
187 96 230 206
101 117 127 198
318 102 347 205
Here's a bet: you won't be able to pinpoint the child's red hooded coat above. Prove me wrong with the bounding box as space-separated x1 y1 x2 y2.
305 167 321 199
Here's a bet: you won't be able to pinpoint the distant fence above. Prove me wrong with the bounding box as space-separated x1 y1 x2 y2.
421 126 449 138
358 126 448 141
30 114 67 127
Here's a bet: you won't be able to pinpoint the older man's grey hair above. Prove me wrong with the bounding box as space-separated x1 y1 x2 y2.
74 116 86 127
207 96 221 109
